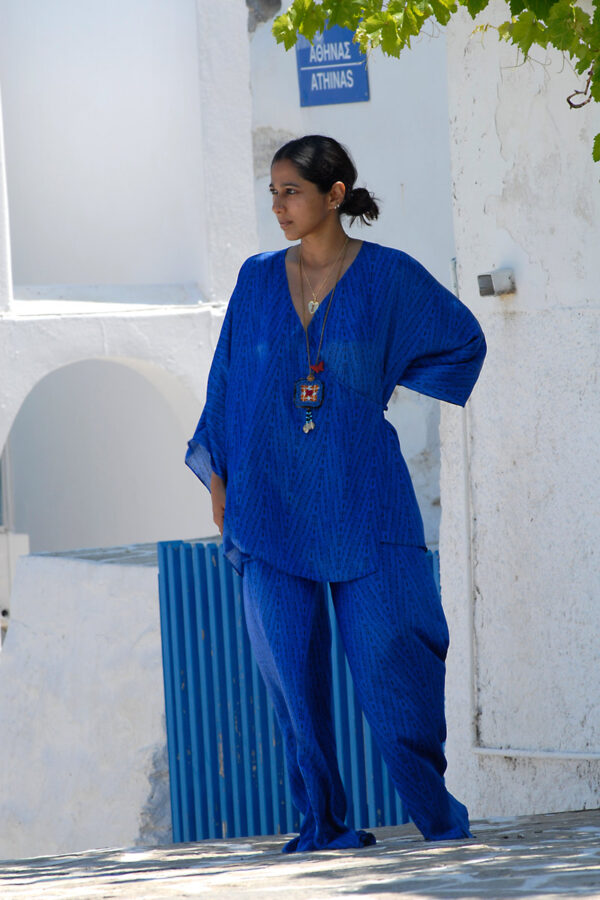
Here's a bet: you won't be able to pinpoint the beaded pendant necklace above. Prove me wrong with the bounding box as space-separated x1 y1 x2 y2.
294 237 349 434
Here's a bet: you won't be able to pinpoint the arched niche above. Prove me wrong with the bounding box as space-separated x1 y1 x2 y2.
2 358 213 553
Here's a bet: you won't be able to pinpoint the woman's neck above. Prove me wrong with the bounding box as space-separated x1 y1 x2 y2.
299 223 348 269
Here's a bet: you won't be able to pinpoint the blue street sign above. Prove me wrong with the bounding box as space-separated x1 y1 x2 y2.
295 26 370 108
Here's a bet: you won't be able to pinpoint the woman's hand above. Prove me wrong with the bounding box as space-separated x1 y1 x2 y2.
210 472 226 535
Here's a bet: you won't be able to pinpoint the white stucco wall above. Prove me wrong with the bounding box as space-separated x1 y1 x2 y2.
0 554 169 858
0 0 257 301
0 531 29 645
8 359 215 553
0 2 259 858
0 84 11 312
0 305 230 554
442 3 600 816
0 0 207 291
249 19 457 545
195 0 259 301
0 0 256 559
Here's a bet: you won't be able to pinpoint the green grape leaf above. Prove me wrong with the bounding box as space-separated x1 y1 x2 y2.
327 0 368 29
272 0 328 47
574 49 596 74
593 133 600 162
361 11 389 34
272 13 299 49
298 6 328 42
546 0 583 52
428 0 459 26
504 11 548 55
461 0 492 18
381 19 403 55
526 0 559 21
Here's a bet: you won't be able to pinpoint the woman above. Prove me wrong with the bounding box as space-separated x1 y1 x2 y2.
186 135 486 852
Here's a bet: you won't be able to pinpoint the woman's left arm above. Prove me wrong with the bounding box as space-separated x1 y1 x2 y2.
389 255 486 407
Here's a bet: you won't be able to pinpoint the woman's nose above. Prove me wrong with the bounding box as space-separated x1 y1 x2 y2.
272 194 284 212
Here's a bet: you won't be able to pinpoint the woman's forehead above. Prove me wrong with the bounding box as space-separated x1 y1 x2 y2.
270 158 306 186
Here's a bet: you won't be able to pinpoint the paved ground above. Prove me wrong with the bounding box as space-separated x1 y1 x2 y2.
0 809 599 899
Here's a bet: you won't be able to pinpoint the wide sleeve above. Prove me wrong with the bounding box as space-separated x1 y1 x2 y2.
184 302 232 490
185 259 250 489
387 254 486 407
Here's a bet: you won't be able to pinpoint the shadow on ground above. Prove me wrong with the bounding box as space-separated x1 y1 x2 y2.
0 809 599 898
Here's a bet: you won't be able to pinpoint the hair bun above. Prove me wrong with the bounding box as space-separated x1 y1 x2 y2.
340 187 379 226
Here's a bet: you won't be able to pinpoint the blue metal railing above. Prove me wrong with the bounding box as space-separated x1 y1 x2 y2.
158 540 440 842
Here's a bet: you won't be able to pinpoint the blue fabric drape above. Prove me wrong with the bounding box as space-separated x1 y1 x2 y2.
243 544 472 849
186 241 486 581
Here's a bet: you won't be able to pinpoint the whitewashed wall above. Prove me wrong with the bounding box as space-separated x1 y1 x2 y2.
0 307 230 555
0 531 29 645
249 18 458 545
0 0 257 301
0 0 207 292
0 0 257 557
442 3 600 817
8 360 215 553
0 1 258 857
0 555 169 858
0 83 10 313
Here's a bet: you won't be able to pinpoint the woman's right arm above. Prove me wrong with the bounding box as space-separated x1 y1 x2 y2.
185 268 241 490
210 471 226 535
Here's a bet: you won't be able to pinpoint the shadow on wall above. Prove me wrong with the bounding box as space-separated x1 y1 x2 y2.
247 0 282 32
1 358 213 554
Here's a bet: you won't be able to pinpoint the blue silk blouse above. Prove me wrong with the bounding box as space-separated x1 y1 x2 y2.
186 241 486 581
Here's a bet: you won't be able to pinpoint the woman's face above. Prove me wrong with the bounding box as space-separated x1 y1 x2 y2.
270 159 340 241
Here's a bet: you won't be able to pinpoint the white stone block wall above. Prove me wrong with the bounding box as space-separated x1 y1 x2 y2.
0 555 170 858
0 0 257 299
0 0 257 557
0 83 11 313
0 305 229 555
0 530 29 645
442 3 600 817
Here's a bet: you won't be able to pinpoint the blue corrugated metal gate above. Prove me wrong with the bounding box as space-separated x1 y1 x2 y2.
158 540 440 843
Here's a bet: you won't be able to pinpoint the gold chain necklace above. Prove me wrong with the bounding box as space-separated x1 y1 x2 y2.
293 239 349 433
300 237 349 315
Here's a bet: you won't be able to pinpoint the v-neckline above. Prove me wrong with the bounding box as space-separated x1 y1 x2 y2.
282 240 366 333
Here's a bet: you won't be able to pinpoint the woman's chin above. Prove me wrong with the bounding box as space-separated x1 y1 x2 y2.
280 225 299 241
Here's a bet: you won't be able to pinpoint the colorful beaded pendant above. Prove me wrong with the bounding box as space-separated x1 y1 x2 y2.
294 378 323 433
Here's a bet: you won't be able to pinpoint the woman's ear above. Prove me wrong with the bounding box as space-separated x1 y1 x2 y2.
329 180 346 210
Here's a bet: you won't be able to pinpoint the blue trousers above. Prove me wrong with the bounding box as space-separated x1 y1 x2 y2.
242 544 471 852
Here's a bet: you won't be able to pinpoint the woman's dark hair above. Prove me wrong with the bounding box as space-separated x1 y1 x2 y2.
272 135 379 226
